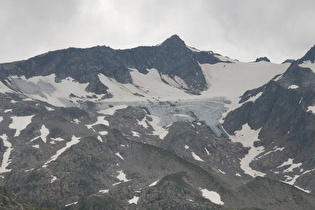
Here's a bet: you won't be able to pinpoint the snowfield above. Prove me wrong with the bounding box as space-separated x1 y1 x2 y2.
43 135 80 167
227 124 266 177
200 188 224 205
9 115 34 137
0 134 12 173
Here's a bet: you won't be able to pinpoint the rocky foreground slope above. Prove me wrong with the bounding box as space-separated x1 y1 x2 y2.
0 35 314 209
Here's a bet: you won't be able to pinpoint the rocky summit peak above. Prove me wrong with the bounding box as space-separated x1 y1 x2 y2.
254 57 270 62
161 34 186 48
299 44 315 63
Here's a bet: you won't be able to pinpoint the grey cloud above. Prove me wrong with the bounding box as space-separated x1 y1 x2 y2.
0 0 315 63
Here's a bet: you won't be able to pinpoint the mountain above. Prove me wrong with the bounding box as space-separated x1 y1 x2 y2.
0 35 314 209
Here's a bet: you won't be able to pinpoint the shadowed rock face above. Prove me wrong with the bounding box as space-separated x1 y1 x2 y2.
255 57 271 62
299 44 315 63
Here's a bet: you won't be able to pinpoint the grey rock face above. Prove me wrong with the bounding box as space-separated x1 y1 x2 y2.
0 35 225 95
223 62 315 192
0 37 315 209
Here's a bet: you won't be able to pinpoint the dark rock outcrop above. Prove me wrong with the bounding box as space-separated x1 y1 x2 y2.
254 57 271 62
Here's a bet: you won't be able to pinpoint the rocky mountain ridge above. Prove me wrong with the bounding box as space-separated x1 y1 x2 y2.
0 35 314 209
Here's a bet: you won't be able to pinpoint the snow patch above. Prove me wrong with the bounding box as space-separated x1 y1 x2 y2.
40 125 49 143
97 136 103 142
278 158 302 173
228 124 266 177
184 145 189 149
86 116 109 130
218 169 226 174
307 105 315 114
65 201 78 207
172 113 190 117
32 145 40 148
128 196 140 204
99 189 109 193
98 105 128 115
45 106 55 111
273 74 283 81
50 137 64 142
137 117 149 129
0 81 12 93
50 175 57 183
99 131 108 135
132 131 140 137
258 146 284 159
115 152 124 160
149 180 159 187
43 135 80 167
243 92 263 104
147 115 168 139
0 134 12 173
200 188 224 205
8 74 95 107
205 147 210 156
191 152 204 162
9 115 34 137
299 61 315 73
72 119 80 124
288 85 299 89
116 170 130 182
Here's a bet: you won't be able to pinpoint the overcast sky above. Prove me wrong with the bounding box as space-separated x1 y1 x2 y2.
1 0 315 63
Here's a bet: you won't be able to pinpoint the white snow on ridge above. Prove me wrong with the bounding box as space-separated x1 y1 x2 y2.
273 74 283 81
43 135 80 167
200 188 224 205
0 134 12 173
228 124 266 177
307 105 315 114
243 92 263 104
9 115 34 137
